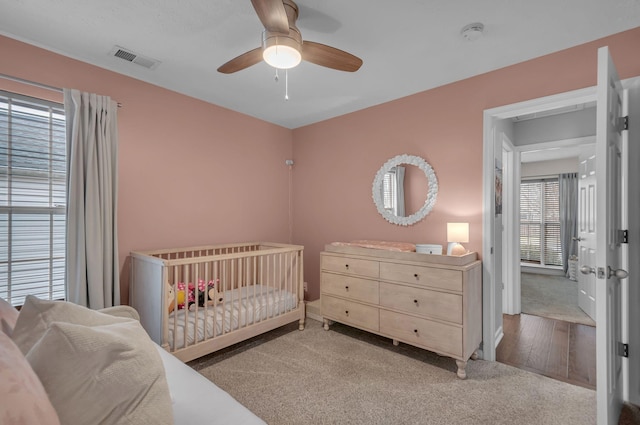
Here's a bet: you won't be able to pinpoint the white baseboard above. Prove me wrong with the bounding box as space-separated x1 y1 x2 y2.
305 299 322 323
306 311 323 323
494 326 504 349
521 266 564 276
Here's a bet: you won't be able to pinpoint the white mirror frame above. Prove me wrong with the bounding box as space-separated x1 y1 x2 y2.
372 154 438 226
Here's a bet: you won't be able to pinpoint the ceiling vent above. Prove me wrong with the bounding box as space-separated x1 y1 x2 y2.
109 46 160 70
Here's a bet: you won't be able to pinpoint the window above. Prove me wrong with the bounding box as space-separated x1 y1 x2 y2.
520 178 562 267
0 91 66 307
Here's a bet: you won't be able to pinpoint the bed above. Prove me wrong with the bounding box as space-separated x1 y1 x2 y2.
130 242 305 362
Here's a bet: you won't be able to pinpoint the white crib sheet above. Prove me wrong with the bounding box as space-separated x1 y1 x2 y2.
168 284 297 350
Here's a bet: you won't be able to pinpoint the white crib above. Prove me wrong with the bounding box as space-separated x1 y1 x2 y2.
129 242 305 362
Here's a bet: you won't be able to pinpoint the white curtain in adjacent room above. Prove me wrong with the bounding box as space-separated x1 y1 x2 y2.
64 89 119 308
395 165 405 217
559 172 578 277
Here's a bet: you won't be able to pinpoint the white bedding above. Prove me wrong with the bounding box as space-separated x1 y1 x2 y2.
156 344 266 425
168 284 298 350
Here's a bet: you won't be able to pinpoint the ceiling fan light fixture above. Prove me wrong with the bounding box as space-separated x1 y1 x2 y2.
263 44 301 69
262 31 302 69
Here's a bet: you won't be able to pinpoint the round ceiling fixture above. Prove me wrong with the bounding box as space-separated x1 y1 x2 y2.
461 22 484 41
262 31 302 69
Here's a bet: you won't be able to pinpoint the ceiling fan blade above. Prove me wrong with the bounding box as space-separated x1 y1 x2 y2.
217 47 264 74
302 41 362 72
251 0 289 34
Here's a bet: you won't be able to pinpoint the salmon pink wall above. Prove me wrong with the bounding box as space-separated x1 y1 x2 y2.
292 27 640 300
2 27 640 304
0 36 293 304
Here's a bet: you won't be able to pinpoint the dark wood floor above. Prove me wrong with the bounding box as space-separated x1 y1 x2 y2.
496 313 596 390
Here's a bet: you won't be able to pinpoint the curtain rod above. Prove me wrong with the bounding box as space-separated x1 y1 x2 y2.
0 73 122 107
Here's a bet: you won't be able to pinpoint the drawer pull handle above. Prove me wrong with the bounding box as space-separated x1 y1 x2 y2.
414 273 419 279
345 264 349 269
413 329 419 334
345 286 349 291
345 310 349 316
413 299 418 305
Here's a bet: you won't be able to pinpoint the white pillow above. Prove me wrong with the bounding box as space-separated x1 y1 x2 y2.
11 296 173 425
27 320 173 425
11 295 133 355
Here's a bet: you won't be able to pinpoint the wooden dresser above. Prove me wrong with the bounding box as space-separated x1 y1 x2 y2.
320 244 482 379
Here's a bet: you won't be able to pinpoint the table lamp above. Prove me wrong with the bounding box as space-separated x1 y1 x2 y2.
447 223 469 256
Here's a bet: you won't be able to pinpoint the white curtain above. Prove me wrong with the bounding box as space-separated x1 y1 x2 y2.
559 172 578 277
395 166 406 217
64 89 119 308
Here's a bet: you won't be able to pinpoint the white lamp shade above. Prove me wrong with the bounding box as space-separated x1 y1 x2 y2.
447 223 469 243
263 44 301 69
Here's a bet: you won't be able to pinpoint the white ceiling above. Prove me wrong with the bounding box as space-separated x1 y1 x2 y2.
1 0 639 129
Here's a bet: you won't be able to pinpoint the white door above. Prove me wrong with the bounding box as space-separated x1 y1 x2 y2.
594 46 628 425
577 146 597 320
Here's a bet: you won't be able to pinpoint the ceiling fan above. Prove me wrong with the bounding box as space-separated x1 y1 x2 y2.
217 0 363 74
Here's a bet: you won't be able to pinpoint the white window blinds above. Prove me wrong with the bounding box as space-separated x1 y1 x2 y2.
520 178 562 267
0 91 66 306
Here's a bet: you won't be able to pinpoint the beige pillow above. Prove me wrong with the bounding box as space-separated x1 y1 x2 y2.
0 330 61 425
99 305 141 321
11 295 132 355
11 296 173 425
26 320 173 425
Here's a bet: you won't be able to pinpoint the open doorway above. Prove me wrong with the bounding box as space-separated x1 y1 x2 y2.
518 141 596 327
484 67 640 419
495 103 598 388
501 101 598 321
481 85 599 362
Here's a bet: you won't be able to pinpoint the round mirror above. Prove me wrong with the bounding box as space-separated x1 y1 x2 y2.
372 154 438 226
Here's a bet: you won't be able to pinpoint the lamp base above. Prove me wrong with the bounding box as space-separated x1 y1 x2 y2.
447 242 466 256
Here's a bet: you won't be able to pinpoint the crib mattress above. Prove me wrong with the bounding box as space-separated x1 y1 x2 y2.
168 284 298 350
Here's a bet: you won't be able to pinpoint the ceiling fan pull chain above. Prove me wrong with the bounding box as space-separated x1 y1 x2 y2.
274 68 279 83
285 69 289 101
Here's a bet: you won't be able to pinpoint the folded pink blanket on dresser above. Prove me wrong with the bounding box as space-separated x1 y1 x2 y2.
331 240 416 252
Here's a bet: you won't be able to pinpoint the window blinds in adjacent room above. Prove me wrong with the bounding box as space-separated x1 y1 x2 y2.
520 178 562 267
0 91 66 306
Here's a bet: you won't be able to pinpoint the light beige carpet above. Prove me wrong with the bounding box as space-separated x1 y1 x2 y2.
521 272 596 326
190 320 596 425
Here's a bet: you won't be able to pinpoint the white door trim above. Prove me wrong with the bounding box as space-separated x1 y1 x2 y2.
501 134 519 315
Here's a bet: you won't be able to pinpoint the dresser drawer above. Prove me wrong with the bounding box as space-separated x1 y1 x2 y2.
321 273 379 304
322 296 379 332
322 255 379 279
380 262 462 292
379 282 462 324
380 309 462 358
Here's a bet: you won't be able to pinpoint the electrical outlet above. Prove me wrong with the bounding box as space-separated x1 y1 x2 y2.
303 281 308 292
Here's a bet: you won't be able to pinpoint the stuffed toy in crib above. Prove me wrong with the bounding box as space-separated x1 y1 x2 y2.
167 282 176 314
190 285 220 312
169 279 219 313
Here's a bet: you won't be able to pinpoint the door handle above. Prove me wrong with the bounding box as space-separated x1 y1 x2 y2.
581 265 628 279
580 265 595 275
608 266 628 279
572 237 583 242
